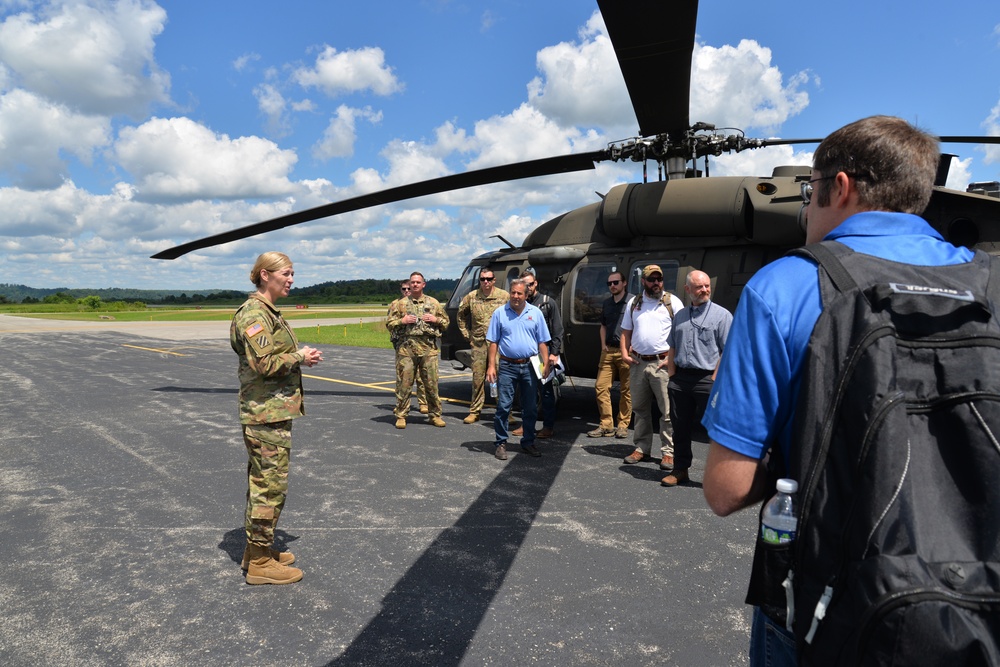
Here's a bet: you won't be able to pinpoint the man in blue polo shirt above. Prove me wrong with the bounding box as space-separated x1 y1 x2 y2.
701 115 975 667
486 278 552 461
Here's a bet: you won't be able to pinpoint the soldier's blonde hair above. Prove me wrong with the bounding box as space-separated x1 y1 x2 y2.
250 252 293 287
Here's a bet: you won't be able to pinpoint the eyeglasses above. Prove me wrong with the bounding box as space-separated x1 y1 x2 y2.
607 280 621 286
401 287 411 291
800 173 866 204
479 276 495 282
524 282 536 288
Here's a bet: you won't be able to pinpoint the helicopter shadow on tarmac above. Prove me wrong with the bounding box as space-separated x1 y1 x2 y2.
324 438 574 667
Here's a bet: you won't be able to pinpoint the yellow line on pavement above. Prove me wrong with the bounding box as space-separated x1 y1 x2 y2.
122 344 189 357
303 372 471 406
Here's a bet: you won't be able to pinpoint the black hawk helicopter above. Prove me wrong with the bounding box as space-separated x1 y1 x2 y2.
153 0 1000 379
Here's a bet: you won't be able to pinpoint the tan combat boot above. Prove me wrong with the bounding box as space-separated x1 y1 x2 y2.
245 543 303 585
240 544 295 570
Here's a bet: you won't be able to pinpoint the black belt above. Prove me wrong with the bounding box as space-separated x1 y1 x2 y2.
500 355 530 364
638 352 667 361
675 366 713 375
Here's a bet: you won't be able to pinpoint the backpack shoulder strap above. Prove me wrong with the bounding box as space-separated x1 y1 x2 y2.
660 292 675 319
790 241 858 295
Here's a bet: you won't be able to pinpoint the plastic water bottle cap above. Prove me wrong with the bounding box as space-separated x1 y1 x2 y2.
776 478 798 494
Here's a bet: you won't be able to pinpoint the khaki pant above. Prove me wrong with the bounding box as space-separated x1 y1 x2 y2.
594 348 631 429
630 359 673 458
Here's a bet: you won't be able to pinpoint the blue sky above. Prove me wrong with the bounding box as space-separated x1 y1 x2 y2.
1 0 998 290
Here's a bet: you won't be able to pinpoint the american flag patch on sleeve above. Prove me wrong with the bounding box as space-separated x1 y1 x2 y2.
245 322 264 337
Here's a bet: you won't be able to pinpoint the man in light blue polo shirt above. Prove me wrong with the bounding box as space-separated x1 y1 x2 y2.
486 278 551 461
701 115 975 667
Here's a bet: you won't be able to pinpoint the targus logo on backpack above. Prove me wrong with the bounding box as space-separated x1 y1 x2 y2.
888 283 975 302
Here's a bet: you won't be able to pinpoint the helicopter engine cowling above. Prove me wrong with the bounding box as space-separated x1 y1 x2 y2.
599 177 807 247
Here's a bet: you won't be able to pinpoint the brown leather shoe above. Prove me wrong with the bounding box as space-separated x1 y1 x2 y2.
241 545 295 570
659 455 674 471
538 427 554 439
463 413 479 424
511 426 524 436
428 416 446 427
661 468 690 487
245 544 303 585
623 449 646 464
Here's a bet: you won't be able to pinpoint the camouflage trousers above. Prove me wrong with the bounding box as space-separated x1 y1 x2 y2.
395 352 441 418
468 341 490 416
243 421 292 547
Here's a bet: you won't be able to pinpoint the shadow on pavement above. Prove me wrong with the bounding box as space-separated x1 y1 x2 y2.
324 440 573 667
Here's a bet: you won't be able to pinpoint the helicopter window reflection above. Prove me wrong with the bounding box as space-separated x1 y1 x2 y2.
570 264 617 324
447 265 482 309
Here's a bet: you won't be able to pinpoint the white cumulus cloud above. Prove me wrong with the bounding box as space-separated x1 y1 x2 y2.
113 117 299 201
293 45 402 98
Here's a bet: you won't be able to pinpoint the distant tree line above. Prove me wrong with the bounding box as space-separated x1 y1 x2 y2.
0 278 458 306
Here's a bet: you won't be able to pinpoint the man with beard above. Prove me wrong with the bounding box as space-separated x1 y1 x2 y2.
620 265 684 469
662 270 732 486
588 270 633 439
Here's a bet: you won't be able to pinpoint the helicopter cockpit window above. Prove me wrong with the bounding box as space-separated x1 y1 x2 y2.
627 261 680 297
570 264 617 324
447 265 482 309
505 267 521 291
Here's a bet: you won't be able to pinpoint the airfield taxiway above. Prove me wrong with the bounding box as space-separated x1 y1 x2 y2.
0 314 756 666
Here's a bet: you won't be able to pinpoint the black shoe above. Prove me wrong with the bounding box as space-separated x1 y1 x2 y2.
495 443 508 460
521 444 541 457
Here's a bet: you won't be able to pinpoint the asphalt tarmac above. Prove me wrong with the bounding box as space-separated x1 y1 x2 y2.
0 314 756 666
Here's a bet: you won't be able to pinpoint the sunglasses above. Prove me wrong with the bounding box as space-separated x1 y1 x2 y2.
479 276 495 282
644 276 663 283
800 172 866 205
607 280 621 286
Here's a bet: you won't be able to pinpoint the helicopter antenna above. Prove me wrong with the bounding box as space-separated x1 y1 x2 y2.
490 234 515 249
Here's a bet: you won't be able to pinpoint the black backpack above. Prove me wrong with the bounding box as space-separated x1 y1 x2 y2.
746 241 1000 666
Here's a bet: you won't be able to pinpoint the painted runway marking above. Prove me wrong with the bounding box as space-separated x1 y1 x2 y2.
122 343 190 356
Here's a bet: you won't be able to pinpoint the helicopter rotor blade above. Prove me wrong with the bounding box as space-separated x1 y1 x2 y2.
743 135 1000 152
598 0 698 139
937 136 1000 144
152 151 606 260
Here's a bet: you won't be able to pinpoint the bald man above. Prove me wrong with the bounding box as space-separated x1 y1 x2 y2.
662 271 732 487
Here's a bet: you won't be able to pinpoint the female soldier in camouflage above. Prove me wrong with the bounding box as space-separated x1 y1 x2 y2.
231 252 323 585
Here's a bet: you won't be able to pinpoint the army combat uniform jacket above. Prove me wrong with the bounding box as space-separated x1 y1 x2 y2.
386 295 450 357
231 293 306 425
457 287 509 346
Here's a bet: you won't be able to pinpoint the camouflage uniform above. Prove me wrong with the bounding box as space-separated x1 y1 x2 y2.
457 286 509 416
388 297 426 410
231 293 306 548
386 294 449 419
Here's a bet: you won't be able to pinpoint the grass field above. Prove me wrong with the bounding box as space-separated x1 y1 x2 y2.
295 320 394 349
